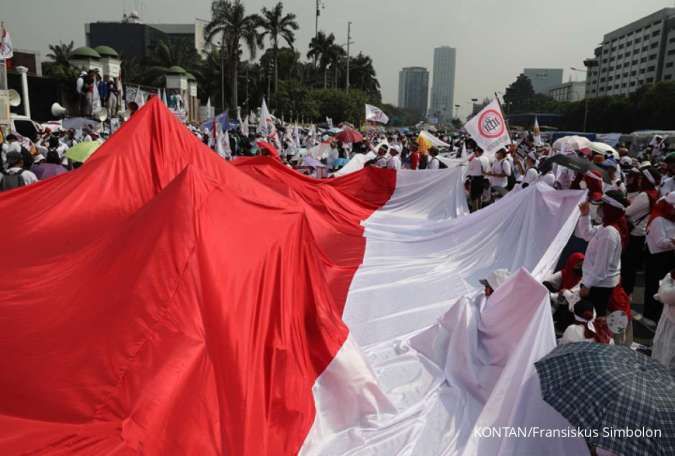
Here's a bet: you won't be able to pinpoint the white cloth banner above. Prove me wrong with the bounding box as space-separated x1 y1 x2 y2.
366 104 390 124
464 99 512 157
300 183 588 455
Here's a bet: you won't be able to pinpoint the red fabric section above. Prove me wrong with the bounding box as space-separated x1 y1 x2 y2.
0 98 396 455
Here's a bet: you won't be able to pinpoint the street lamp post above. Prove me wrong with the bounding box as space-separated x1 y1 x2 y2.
571 66 591 132
346 21 353 92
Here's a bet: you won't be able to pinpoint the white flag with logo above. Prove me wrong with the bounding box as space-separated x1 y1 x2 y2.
365 104 389 124
0 23 14 60
463 98 511 156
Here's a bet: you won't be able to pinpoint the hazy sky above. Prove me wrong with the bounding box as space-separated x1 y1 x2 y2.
2 0 672 117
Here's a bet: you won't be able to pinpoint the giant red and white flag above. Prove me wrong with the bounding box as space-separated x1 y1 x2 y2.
464 98 511 156
0 98 588 455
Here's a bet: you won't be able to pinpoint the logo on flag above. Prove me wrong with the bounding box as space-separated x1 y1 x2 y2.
365 104 389 124
478 109 505 139
464 99 511 156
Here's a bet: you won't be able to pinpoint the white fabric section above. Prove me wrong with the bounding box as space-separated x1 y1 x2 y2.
334 152 376 176
366 168 469 229
300 183 587 455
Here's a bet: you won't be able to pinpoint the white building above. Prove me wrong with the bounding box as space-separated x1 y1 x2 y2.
549 81 586 102
583 8 675 98
430 46 456 123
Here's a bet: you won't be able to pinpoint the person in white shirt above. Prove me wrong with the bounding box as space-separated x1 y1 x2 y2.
487 148 512 198
386 148 401 170
644 192 675 323
575 191 629 342
660 153 675 196
652 269 675 374
374 143 389 168
467 146 490 212
622 166 661 298
0 151 38 190
427 148 441 170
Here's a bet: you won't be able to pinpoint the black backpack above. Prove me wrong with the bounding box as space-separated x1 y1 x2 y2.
502 161 516 190
1 170 25 192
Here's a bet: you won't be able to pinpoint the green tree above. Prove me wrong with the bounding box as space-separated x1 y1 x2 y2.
504 74 535 113
205 0 262 109
348 53 381 100
257 2 299 96
46 41 74 67
143 40 202 86
43 41 79 94
307 31 339 89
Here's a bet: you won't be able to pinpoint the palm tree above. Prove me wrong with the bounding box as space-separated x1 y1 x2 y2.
46 41 75 66
329 45 346 89
205 0 262 110
143 40 202 86
349 53 381 97
257 2 298 96
307 31 338 89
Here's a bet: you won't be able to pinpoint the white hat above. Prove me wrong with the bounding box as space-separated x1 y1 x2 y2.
541 173 556 187
479 269 512 290
523 168 539 185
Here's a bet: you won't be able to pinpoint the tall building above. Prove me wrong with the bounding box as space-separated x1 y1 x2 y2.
523 68 563 94
583 8 675 98
398 67 429 117
430 46 456 123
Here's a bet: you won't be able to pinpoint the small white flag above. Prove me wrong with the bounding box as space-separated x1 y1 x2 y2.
257 98 275 137
533 116 543 146
365 104 389 124
463 98 511 157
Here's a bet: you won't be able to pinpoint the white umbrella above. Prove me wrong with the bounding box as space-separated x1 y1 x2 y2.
552 135 592 154
589 142 619 159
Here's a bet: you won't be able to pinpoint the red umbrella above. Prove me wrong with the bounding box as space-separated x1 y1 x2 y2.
335 128 364 144
256 141 280 159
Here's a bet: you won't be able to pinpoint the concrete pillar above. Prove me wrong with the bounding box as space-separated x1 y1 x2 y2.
15 66 30 118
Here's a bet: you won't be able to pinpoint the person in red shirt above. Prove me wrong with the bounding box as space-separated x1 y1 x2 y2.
409 142 420 170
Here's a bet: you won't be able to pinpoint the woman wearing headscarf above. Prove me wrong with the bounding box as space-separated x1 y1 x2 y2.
622 166 661 297
543 253 585 332
576 190 630 343
644 192 675 322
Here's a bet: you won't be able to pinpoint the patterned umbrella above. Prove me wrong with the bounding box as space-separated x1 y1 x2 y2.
535 343 675 456
334 128 364 144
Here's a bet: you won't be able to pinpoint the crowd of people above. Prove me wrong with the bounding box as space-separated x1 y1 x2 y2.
2 110 674 374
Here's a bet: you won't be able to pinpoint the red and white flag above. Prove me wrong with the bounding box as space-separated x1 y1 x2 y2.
0 98 588 456
464 98 511 156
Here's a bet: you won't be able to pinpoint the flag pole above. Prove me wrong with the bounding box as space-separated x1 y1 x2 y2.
494 92 514 146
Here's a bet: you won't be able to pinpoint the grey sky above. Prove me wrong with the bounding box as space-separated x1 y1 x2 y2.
1 0 671 117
